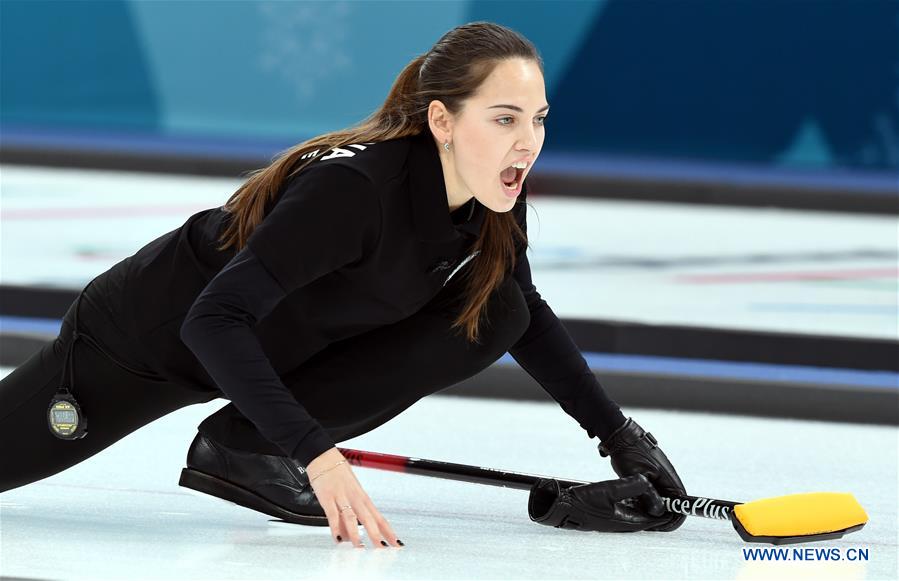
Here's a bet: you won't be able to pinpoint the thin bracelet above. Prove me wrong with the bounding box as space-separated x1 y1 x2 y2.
309 460 346 484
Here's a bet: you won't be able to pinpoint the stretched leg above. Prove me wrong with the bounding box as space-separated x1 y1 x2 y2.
0 298 216 493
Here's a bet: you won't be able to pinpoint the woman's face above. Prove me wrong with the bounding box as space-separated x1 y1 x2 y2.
433 57 549 213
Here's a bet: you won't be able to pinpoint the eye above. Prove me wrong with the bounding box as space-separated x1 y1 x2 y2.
497 115 549 127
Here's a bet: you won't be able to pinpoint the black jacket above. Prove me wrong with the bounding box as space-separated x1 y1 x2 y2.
118 131 624 467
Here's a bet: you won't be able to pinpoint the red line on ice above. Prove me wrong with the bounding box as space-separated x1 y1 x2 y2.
2 205 213 220
676 268 899 284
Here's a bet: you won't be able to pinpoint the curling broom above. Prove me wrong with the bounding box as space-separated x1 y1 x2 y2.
337 447 867 545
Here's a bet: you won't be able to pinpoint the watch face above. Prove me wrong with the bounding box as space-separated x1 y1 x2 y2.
49 400 79 436
52 409 78 424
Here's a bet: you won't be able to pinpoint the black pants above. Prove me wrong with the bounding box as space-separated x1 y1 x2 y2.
0 271 530 493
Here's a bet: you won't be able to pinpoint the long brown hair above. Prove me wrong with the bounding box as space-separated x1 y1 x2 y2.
218 21 541 343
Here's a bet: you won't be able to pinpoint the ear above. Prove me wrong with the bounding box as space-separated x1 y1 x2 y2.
427 100 454 144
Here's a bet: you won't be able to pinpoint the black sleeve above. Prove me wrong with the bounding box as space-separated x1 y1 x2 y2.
180 164 381 468
507 182 626 441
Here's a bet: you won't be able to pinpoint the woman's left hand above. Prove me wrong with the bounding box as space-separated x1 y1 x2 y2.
529 474 670 532
598 417 687 532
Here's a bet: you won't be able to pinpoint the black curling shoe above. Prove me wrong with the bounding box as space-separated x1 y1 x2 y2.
178 432 328 526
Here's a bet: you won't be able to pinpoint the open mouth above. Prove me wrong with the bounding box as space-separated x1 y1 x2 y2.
500 165 524 189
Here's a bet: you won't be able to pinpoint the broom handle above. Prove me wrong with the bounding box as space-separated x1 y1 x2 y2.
337 447 740 521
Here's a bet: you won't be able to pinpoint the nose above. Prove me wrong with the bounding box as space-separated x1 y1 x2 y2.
515 123 538 152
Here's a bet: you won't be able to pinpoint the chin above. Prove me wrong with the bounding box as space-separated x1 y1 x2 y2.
483 197 517 213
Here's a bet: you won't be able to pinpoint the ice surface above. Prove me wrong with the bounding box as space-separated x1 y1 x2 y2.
2 164 896 339
1 369 896 580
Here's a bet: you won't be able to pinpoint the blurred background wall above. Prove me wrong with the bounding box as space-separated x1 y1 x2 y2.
2 0 897 181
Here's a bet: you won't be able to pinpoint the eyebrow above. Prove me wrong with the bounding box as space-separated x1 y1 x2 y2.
487 104 550 113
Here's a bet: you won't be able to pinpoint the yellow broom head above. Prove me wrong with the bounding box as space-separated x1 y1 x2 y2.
732 492 868 544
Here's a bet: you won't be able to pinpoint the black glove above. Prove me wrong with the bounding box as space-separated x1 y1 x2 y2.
528 474 670 532
598 417 687 532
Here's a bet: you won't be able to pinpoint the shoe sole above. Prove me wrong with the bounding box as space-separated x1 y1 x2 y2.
179 467 329 527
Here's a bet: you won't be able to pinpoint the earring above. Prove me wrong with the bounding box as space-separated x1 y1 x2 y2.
443 141 451 151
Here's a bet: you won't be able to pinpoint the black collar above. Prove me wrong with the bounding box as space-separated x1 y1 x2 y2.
408 131 485 243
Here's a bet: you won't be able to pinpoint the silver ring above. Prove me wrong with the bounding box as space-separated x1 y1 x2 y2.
338 505 354 513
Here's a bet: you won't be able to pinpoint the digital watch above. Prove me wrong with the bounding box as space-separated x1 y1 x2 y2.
48 292 89 440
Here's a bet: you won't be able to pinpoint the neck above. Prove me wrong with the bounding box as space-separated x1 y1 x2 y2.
437 144 475 212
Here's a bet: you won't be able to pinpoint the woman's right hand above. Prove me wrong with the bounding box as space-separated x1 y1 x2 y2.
306 447 403 549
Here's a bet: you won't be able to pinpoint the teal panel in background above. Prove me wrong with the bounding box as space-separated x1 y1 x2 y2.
463 0 608 90
129 0 468 138
0 0 159 130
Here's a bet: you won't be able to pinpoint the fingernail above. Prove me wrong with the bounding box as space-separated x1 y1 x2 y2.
380 540 388 547
336 535 342 542
397 539 405 546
